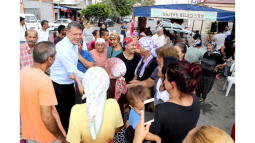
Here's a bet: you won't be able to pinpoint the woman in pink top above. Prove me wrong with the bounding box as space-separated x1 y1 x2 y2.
89 38 107 68
88 30 99 51
131 31 142 56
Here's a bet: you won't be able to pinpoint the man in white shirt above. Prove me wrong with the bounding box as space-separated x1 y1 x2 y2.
50 21 84 132
20 16 26 45
152 27 165 48
212 30 226 51
37 20 50 43
223 26 231 38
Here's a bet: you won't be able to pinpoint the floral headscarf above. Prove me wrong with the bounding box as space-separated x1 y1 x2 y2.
123 37 136 45
106 58 127 101
193 39 202 47
81 67 110 141
131 31 139 39
134 37 159 78
110 32 120 42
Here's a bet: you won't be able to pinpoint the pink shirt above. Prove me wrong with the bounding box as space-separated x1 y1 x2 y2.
89 49 107 69
51 36 55 43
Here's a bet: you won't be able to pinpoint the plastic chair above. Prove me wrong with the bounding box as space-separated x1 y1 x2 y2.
223 76 235 97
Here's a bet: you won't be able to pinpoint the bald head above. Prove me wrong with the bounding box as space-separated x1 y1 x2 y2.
25 29 38 37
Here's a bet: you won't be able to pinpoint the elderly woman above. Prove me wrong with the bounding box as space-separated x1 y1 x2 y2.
131 31 141 55
116 37 141 84
105 57 128 143
89 38 107 68
67 67 123 143
131 37 158 82
196 41 226 102
107 32 123 59
174 42 187 61
126 60 203 143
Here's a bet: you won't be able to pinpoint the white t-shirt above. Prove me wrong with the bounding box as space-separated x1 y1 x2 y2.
223 30 231 38
20 25 26 41
37 29 50 43
213 34 225 51
152 34 165 48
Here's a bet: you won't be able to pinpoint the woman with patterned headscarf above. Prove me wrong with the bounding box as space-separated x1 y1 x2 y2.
116 37 141 84
105 57 128 143
196 41 226 102
131 36 159 82
131 31 142 55
107 32 123 59
66 67 124 143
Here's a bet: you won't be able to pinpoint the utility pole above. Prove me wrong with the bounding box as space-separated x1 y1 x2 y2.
39 0 43 20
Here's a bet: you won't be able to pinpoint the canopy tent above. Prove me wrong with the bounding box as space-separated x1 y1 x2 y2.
54 6 82 11
133 4 235 22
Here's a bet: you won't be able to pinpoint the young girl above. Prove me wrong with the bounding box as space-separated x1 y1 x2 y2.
51 31 56 43
216 52 232 79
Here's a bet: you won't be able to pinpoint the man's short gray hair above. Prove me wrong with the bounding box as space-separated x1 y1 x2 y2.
33 41 56 63
156 27 163 33
66 21 83 31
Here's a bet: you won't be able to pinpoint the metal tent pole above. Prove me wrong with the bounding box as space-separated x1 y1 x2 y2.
200 20 203 34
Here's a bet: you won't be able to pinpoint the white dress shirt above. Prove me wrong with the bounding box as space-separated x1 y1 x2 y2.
152 34 165 48
37 29 49 42
20 25 26 41
50 37 85 84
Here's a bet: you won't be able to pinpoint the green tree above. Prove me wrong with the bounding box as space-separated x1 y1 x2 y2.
80 3 111 18
103 0 136 18
102 0 120 19
135 0 156 6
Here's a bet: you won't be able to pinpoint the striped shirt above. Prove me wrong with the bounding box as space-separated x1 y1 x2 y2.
20 42 33 70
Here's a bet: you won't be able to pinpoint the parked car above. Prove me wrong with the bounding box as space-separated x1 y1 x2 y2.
163 18 171 22
149 17 154 20
52 19 73 30
98 18 115 27
156 22 195 36
124 17 132 23
20 14 39 31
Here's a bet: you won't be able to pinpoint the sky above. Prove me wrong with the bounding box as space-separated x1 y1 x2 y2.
156 0 191 5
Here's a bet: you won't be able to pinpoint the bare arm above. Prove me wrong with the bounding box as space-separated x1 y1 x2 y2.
214 62 227 72
78 54 93 69
145 132 161 143
41 106 66 143
88 46 93 51
68 73 84 95
221 45 225 53
135 49 141 54
48 37 50 41
115 127 121 134
128 78 155 89
166 38 170 46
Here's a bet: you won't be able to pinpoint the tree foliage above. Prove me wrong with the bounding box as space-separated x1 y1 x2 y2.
103 0 135 17
80 3 111 18
136 0 156 6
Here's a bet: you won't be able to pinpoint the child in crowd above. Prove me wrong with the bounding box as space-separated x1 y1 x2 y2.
51 31 56 43
100 29 111 49
216 52 232 79
126 85 161 143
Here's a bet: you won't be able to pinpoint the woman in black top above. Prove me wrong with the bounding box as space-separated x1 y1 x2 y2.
125 60 203 143
116 37 141 84
131 37 158 82
196 41 226 102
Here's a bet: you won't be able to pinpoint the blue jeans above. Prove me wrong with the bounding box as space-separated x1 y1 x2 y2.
20 41 26 45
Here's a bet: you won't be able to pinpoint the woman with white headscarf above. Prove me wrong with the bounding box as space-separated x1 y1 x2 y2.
131 36 159 82
66 67 124 143
89 38 107 68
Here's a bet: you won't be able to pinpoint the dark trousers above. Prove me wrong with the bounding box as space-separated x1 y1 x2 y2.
52 81 75 133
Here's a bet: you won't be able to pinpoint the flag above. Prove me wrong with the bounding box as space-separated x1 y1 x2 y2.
130 17 135 35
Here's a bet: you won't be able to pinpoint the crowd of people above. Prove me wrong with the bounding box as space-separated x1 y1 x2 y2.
20 15 235 143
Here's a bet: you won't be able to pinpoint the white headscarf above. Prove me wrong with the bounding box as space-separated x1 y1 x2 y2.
81 67 110 140
96 38 105 44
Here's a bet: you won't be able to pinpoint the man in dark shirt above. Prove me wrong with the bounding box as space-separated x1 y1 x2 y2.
54 25 66 45
194 30 201 40
120 23 127 38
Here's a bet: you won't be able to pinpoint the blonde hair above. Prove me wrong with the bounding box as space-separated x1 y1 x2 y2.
190 125 234 143
156 45 180 60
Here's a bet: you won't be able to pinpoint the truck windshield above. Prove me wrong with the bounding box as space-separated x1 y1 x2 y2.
25 16 37 23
